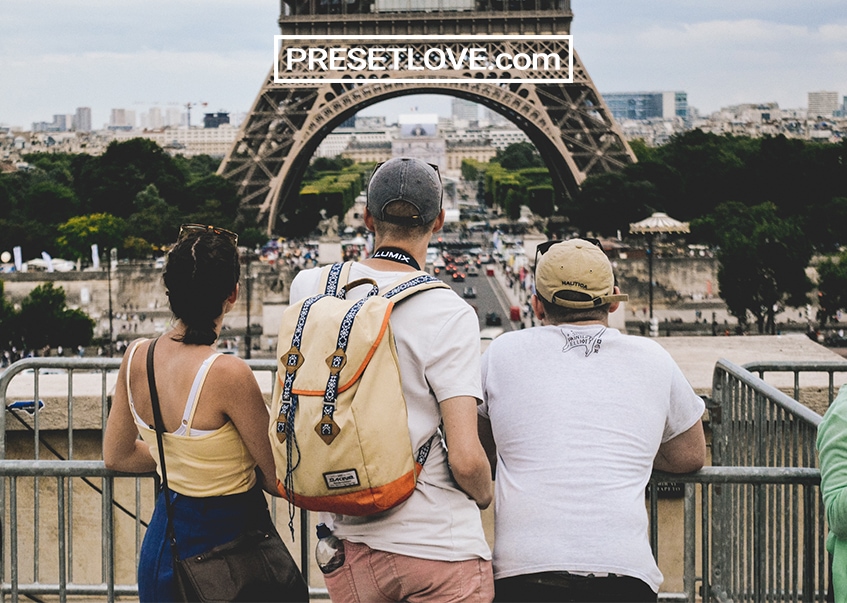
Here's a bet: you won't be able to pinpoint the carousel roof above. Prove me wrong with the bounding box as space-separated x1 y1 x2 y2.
629 212 690 234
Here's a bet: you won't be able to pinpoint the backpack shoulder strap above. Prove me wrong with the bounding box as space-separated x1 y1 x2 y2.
381 271 450 304
318 261 354 296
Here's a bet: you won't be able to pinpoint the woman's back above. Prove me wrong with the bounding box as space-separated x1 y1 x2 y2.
125 337 259 497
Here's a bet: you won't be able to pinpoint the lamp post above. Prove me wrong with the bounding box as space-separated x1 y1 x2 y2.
244 250 254 359
105 248 117 356
629 212 690 326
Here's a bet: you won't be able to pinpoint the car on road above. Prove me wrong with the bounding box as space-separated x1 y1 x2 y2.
485 312 502 326
462 286 477 299
466 266 479 277
452 271 466 282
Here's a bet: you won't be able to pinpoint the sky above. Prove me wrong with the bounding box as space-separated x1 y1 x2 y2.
1 0 846 130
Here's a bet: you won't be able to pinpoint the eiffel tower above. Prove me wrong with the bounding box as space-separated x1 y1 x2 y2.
218 0 635 234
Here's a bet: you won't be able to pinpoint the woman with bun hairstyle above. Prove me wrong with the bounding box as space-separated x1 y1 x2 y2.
104 225 299 602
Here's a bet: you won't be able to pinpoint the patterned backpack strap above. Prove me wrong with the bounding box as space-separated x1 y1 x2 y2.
319 262 354 297
381 271 450 302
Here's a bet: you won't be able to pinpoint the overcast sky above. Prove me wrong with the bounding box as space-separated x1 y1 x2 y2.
1 0 845 130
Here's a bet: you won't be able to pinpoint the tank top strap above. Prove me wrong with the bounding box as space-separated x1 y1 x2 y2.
181 353 224 430
125 339 149 428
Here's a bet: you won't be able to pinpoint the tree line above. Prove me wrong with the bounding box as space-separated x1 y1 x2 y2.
2 133 847 337
468 135 847 333
0 138 269 262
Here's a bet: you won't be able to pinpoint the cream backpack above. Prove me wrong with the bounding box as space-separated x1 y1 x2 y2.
270 261 449 520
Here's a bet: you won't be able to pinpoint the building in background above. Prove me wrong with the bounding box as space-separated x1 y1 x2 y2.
452 98 479 125
108 108 135 131
203 112 231 128
392 114 446 170
603 91 688 123
808 91 839 118
73 107 92 132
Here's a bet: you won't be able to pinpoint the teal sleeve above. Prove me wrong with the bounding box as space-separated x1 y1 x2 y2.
817 385 847 603
818 385 847 539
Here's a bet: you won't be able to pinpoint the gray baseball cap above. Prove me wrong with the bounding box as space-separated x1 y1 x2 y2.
367 158 442 226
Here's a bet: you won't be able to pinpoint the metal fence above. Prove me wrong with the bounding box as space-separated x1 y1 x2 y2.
690 358 847 603
1 356 846 601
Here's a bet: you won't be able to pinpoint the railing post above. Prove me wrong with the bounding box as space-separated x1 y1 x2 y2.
803 484 815 603
57 477 67 603
683 482 696 603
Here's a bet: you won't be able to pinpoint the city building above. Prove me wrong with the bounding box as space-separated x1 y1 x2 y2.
808 91 839 118
452 98 479 125
392 113 446 170
108 109 135 131
73 107 92 132
203 112 231 129
603 91 689 123
111 124 239 156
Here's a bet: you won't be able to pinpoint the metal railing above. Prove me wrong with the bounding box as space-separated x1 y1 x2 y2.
1 356 846 601
0 357 328 602
687 358 847 603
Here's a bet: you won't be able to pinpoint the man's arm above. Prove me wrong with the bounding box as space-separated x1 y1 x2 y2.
477 415 497 479
441 396 493 509
653 420 706 473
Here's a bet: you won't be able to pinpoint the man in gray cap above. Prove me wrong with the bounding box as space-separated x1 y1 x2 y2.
288 157 494 602
478 238 706 602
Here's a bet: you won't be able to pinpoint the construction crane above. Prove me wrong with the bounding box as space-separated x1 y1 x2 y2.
184 101 208 128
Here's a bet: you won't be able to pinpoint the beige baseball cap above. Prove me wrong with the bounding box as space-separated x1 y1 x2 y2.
535 239 629 309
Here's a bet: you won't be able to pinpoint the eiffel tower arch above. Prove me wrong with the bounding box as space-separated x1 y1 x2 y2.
218 1 636 235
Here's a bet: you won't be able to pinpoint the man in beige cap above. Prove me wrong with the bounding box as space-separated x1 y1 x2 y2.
478 238 706 602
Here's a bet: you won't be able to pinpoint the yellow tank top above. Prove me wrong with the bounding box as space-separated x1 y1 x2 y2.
126 341 257 497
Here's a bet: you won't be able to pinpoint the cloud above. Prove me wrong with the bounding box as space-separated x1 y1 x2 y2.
577 15 845 113
1 1 845 126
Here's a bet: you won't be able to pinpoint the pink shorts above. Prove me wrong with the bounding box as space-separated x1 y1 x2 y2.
323 539 494 603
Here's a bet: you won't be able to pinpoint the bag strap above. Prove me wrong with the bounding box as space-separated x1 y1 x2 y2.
320 262 353 297
146 337 183 563
380 272 449 302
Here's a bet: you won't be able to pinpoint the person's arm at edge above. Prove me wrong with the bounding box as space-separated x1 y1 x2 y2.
103 343 157 473
653 419 706 473
441 395 493 509
818 387 847 538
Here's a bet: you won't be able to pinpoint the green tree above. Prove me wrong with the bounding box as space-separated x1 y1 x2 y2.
127 184 181 247
0 281 16 349
495 142 544 170
56 213 128 262
25 180 80 224
74 138 187 218
13 283 94 350
182 174 240 225
817 249 847 326
240 227 268 251
706 202 813 334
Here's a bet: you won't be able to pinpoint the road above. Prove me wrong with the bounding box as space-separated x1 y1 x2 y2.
432 264 519 334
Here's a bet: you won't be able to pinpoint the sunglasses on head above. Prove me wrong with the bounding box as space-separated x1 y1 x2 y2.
534 237 602 270
178 224 239 246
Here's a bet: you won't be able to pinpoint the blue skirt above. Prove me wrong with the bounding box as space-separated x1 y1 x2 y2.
138 484 274 602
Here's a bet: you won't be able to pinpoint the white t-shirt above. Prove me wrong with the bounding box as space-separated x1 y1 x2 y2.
289 263 491 562
479 324 705 591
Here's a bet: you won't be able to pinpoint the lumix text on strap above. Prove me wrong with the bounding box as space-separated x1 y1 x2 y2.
371 247 421 270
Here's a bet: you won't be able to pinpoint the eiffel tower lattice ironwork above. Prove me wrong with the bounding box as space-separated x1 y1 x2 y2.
218 0 636 235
